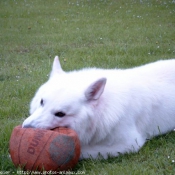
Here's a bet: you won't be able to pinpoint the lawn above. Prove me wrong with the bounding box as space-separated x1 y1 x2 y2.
0 0 175 174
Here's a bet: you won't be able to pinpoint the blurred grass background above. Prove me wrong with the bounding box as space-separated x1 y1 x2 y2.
0 0 175 174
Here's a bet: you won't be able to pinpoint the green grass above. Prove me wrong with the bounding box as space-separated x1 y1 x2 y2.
0 0 175 174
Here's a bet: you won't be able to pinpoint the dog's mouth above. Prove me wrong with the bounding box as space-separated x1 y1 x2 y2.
51 125 70 130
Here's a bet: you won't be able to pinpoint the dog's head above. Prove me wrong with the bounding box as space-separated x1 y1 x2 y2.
22 56 106 143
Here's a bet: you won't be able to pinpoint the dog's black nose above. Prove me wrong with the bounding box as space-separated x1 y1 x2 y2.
22 124 35 128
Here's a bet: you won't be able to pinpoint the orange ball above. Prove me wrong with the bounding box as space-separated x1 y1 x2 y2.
9 125 80 172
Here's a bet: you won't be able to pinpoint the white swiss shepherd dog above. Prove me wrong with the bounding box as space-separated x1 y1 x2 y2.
22 56 175 159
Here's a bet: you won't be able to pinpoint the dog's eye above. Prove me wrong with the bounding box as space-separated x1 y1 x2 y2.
40 99 44 106
55 112 65 118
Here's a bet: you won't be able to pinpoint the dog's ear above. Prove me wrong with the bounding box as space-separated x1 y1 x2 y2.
85 78 107 101
50 56 64 77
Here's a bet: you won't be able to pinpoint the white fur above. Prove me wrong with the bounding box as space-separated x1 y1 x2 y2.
22 56 175 159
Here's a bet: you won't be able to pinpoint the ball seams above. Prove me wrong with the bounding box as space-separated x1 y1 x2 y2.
31 130 54 170
18 128 27 166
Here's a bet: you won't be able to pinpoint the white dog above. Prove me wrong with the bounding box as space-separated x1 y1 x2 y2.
22 56 175 159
